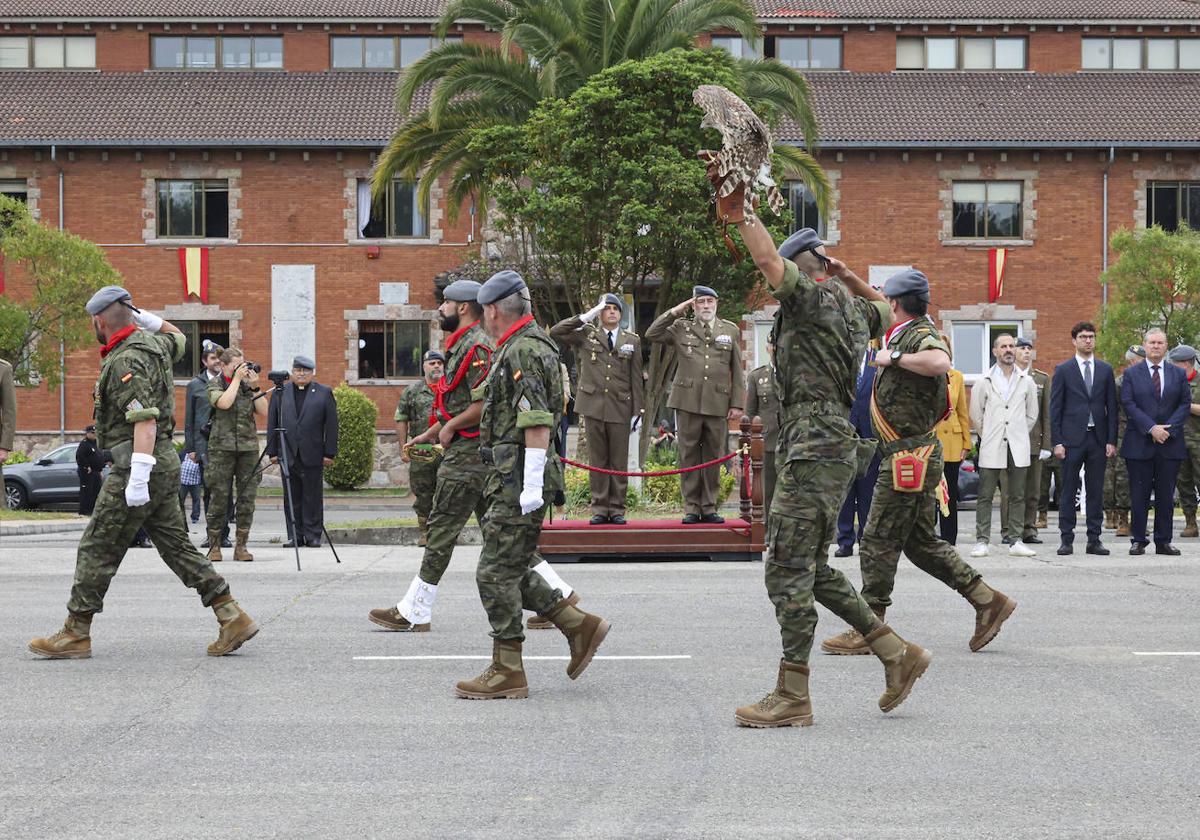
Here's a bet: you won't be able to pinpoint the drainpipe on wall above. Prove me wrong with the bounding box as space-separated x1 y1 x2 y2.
1102 146 1115 309
51 144 65 444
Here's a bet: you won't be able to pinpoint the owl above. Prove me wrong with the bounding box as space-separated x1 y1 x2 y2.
692 85 785 221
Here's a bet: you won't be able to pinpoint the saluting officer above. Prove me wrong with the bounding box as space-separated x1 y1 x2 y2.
744 341 779 514
29 286 257 660
646 285 745 524
550 293 644 525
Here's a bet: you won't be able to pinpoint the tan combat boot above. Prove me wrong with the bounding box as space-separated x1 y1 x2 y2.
28 613 92 659
417 514 429 548
734 660 814 728
233 528 254 562
865 626 932 713
455 639 529 699
1104 509 1116 530
1182 511 1198 538
546 597 611 680
1115 510 1130 537
367 606 430 632
960 578 1017 652
527 591 579 630
206 531 223 563
820 608 885 656
1036 511 1048 530
207 594 259 656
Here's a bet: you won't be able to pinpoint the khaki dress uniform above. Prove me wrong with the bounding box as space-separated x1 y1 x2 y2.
744 363 779 513
645 313 745 518
549 315 643 518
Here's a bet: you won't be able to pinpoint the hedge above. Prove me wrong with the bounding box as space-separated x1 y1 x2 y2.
324 383 378 490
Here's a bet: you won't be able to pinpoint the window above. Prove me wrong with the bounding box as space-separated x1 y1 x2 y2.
952 181 1022 239
768 36 841 69
151 35 283 69
950 321 1022 380
784 181 825 238
331 35 460 69
896 36 1026 70
1148 181 1200 232
0 179 27 202
710 36 761 60
172 320 231 379
1082 38 1200 70
156 180 229 239
357 180 428 239
358 321 430 379
0 36 95 69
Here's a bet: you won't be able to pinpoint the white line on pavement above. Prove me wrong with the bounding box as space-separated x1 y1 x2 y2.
1133 652 1200 656
353 655 692 661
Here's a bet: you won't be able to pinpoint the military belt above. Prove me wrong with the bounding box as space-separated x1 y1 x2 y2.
780 400 850 423
879 430 937 457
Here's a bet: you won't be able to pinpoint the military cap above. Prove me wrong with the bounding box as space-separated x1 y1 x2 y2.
423 350 446 363
1127 344 1148 360
292 355 316 370
692 285 719 300
84 424 96 433
777 227 824 261
200 339 224 356
882 268 931 302
601 292 624 313
1016 337 1033 349
85 285 133 316
477 270 527 305
1169 345 1197 363
442 280 483 303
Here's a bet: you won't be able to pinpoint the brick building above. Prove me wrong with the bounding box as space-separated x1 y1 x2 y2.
1 0 1199 463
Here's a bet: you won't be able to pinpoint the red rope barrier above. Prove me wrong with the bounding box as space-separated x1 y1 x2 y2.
562 449 740 478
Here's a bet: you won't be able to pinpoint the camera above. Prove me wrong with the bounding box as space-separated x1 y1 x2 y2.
244 362 262 373
268 370 291 385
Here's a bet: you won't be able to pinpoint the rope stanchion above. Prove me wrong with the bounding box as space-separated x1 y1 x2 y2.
561 446 746 478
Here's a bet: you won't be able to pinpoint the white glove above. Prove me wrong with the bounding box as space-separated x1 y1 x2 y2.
133 309 164 333
580 301 606 323
125 452 155 507
1039 449 1052 461
520 448 547 515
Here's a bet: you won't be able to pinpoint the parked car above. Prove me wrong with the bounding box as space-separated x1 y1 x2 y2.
958 458 980 509
4 443 82 510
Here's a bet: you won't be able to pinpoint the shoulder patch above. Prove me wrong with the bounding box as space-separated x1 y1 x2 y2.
127 399 144 412
120 372 133 383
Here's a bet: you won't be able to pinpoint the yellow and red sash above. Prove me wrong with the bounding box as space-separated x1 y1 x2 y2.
869 371 950 514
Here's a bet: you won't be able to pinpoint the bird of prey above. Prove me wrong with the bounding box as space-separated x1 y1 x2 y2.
692 84 785 222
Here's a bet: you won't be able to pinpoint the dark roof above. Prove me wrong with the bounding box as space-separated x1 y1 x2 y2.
754 0 1200 20
0 0 448 18
1 70 1198 148
785 72 1200 147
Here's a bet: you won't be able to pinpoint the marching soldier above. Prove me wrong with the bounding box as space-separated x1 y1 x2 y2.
1168 345 1200 537
646 285 745 524
29 286 257 659
744 342 779 514
550 293 644 525
395 350 445 546
455 270 610 700
1000 336 1052 544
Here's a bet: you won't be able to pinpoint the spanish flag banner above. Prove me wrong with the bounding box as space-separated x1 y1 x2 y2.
178 247 209 303
987 247 1008 303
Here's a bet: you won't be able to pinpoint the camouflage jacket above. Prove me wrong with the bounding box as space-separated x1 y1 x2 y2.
436 320 494 463
769 259 890 464
395 379 437 432
745 363 779 450
873 318 951 452
1186 370 1200 446
93 327 186 474
207 374 260 452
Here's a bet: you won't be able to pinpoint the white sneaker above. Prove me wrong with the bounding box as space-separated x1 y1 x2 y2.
970 542 989 557
1009 542 1036 557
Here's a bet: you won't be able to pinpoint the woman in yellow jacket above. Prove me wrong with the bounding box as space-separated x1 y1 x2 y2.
936 333 973 545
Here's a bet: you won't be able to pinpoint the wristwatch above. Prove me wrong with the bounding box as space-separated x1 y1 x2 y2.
889 350 903 364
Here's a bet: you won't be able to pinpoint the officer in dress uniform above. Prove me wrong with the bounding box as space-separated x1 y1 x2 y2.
744 342 779 514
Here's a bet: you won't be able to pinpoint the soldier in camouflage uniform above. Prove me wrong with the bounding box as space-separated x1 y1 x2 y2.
1104 346 1142 537
708 161 932 727
29 286 257 660
745 343 779 515
821 270 1017 658
454 270 611 700
395 350 445 546
205 346 267 562
1168 345 1200 537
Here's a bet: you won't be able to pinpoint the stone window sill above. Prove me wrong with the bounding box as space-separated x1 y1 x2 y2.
349 238 437 247
147 238 237 247
941 238 1033 248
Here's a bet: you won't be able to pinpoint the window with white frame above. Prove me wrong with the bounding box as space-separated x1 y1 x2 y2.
952 181 1022 239
151 35 283 69
331 35 461 69
950 321 1022 380
357 179 428 239
896 36 1026 70
767 36 842 69
156 179 229 238
0 36 95 69
710 35 761 60
1082 37 1200 71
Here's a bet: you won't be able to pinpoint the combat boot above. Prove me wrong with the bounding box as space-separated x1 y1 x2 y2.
527 591 579 630
1104 509 1116 530
455 639 528 699
820 608 884 655
417 514 429 548
233 528 254 562
28 613 92 659
734 660 813 728
959 578 1017 652
1115 510 1130 537
865 626 932 713
367 606 430 632
207 594 259 656
206 531 223 563
1036 511 1048 530
1182 511 1198 538
546 597 610 680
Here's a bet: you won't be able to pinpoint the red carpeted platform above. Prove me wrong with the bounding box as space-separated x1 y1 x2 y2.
544 518 753 535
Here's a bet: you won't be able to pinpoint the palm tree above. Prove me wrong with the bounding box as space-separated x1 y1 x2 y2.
373 0 827 216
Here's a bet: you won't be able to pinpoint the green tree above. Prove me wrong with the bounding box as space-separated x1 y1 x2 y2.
373 0 826 216
324 383 380 490
0 195 120 387
1096 225 1200 363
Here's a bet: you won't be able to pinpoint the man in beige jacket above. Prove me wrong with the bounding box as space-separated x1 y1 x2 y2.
969 333 1040 557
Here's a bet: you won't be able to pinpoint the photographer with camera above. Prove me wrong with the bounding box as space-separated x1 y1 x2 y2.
205 347 267 562
185 340 231 549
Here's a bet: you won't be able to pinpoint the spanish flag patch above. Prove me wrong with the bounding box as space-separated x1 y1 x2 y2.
120 372 133 383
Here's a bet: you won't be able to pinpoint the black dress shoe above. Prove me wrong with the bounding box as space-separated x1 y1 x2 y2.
1130 541 1149 556
283 539 305 548
1023 536 1042 544
682 514 701 525
1156 543 1181 556
609 515 627 525
1001 536 1013 545
200 537 211 548
1086 542 1110 555
699 513 725 524
1057 543 1073 555
833 545 853 558
221 538 233 548
589 515 609 525
307 539 321 548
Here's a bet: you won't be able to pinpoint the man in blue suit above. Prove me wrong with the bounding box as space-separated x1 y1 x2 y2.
1120 328 1192 555
1049 321 1117 556
835 350 880 557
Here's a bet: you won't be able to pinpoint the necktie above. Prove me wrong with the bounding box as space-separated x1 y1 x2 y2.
608 331 615 351
1152 365 1161 398
1083 360 1092 394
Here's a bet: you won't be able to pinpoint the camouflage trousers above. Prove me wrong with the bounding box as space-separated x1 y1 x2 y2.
476 489 562 641
1176 443 1200 516
408 456 440 521
68 467 229 616
205 448 260 537
1103 453 1130 511
419 456 489 585
766 458 881 665
858 446 980 614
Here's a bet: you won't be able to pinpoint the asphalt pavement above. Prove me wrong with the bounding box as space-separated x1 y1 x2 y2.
2 511 1198 839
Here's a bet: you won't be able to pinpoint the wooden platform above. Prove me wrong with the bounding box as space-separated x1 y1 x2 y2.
538 416 767 562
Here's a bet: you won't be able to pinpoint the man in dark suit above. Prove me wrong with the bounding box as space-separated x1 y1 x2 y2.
266 355 339 548
835 350 879 556
1120 328 1192 555
1049 321 1117 556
